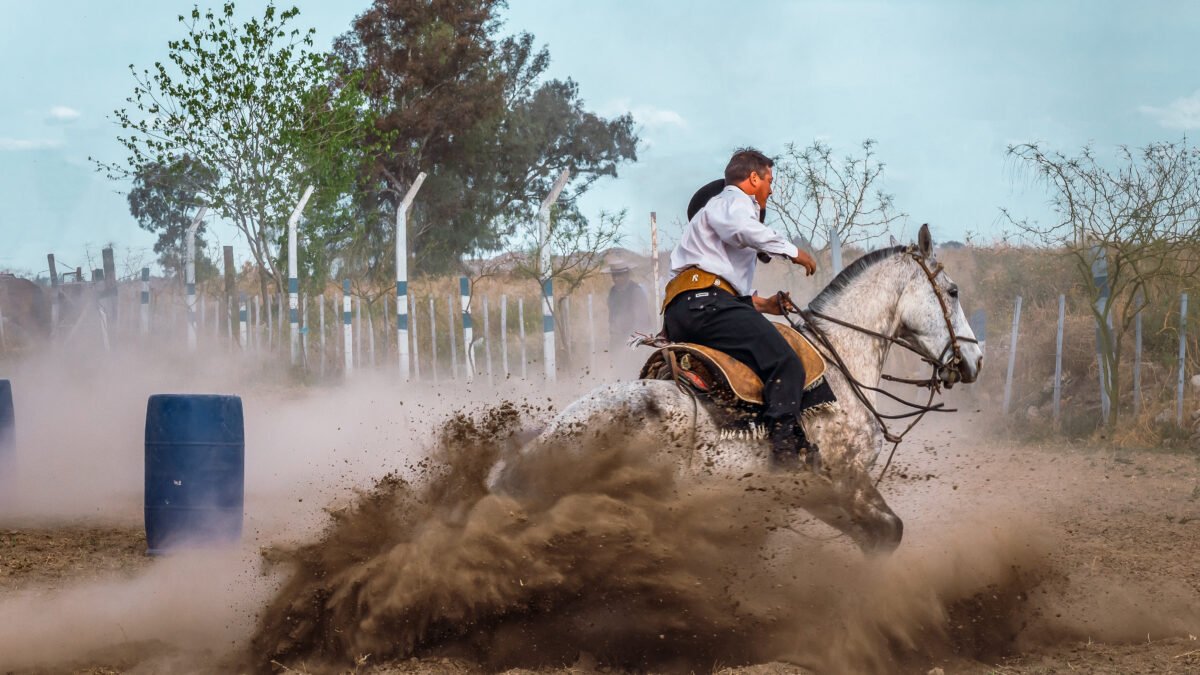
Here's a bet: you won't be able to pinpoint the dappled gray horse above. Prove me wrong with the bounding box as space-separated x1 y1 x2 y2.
491 225 983 553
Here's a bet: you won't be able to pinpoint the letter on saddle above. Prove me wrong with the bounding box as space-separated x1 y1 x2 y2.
640 323 826 406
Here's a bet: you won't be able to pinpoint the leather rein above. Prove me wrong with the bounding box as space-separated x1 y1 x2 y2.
784 246 978 485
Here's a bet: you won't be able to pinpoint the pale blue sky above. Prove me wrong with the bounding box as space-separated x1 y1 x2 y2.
2 0 1198 276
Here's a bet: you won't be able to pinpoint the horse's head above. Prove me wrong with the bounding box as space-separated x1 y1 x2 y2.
895 224 984 387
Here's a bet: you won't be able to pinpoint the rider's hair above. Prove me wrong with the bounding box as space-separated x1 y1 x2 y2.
724 148 774 185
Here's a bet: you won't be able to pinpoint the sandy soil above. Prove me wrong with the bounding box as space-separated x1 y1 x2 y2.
2 419 1198 674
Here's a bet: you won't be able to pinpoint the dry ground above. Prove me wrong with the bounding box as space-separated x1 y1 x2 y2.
2 427 1199 674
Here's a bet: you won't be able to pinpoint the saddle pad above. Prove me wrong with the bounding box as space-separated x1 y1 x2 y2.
640 322 827 406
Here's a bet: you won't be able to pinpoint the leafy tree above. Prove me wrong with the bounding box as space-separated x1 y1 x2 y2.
97 2 383 303
1005 140 1200 425
769 139 905 249
127 155 218 281
334 0 638 274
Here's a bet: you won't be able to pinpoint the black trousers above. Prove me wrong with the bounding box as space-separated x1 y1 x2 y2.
663 289 808 437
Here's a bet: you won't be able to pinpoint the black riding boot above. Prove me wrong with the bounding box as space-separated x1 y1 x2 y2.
768 420 820 472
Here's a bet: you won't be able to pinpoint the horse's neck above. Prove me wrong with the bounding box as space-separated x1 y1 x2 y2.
810 261 906 394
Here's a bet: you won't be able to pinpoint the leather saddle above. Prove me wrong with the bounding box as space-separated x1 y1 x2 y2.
639 322 827 406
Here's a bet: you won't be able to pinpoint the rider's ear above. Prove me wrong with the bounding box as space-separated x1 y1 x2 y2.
918 223 933 257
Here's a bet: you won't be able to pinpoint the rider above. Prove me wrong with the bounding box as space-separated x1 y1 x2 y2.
662 148 820 470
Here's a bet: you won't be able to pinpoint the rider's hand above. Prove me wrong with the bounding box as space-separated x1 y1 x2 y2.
752 291 797 316
791 249 817 276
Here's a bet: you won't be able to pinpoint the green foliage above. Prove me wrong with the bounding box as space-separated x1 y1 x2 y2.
334 0 639 276
127 155 218 280
98 2 385 292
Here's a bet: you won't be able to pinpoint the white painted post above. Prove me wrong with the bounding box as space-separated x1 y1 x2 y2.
1002 296 1022 416
319 293 326 377
266 292 273 349
238 293 248 350
1177 292 1188 427
500 295 510 378
395 172 426 381
650 211 660 310
448 294 459 380
140 267 150 336
185 206 206 352
539 168 570 382
252 296 260 351
342 280 353 376
301 295 309 368
518 296 528 380
1092 245 1112 425
587 293 596 372
382 294 389 357
429 296 439 383
460 276 473 383
1053 294 1065 422
287 185 314 366
200 295 207 341
483 294 494 385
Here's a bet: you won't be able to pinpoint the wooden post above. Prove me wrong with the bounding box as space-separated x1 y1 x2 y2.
252 296 260 351
1177 292 1188 427
1092 245 1112 425
319 293 326 378
47 253 59 337
101 247 118 322
1053 294 1065 422
354 295 363 368
539 168 570 382
140 267 151 336
367 300 376 369
1002 296 1022 416
587 293 596 372
1134 299 1143 416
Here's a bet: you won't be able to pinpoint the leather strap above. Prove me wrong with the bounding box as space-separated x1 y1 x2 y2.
661 266 736 313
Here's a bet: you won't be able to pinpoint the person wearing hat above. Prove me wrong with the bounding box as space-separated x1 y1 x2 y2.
663 148 819 471
606 259 652 356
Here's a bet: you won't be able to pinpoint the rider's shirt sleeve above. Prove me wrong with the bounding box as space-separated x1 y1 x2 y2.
706 193 799 259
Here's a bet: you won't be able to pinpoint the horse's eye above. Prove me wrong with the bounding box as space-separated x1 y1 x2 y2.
948 284 959 299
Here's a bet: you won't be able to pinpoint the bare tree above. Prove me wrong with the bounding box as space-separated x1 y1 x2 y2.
514 208 625 362
769 139 905 249
1004 140 1200 425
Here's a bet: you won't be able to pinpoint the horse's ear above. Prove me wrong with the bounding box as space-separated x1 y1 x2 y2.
918 223 933 257
888 234 899 247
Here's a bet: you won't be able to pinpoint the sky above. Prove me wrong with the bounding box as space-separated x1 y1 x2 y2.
2 0 1199 277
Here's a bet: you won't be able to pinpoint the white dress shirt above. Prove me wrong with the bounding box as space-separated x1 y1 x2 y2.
669 185 798 296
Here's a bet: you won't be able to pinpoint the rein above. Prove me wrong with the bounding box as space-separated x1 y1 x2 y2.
786 246 978 486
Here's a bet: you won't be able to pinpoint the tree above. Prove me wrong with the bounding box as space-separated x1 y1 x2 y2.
127 155 218 281
1005 140 1200 425
334 0 638 273
97 2 382 304
769 139 905 250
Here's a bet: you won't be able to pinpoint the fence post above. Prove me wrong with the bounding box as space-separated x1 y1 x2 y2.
1092 245 1112 425
501 294 510 378
47 253 59 338
252 296 260 351
287 186 314 365
343 280 353 376
410 295 421 381
101 247 118 325
1053 294 1065 422
140 267 151 336
539 168 570 382
460 277 473 383
395 173 426 381
429 296 439 383
1178 292 1188 427
223 246 235 343
239 293 248 350
367 300 376 369
519 296 528 380
483 294 494 385
319 293 326 377
1002 296 1022 416
448 294 459 380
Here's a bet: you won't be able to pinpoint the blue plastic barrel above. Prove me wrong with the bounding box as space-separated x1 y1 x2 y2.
0 380 13 472
144 394 244 555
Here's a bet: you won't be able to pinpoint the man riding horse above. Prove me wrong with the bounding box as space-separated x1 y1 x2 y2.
663 148 820 471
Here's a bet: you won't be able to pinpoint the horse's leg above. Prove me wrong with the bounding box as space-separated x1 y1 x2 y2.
790 468 903 554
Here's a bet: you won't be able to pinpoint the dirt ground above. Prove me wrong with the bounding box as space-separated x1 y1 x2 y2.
2 421 1199 674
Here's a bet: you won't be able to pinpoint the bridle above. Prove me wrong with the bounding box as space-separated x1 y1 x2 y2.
784 245 979 485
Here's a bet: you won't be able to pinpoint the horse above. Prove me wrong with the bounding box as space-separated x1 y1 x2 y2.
489 225 983 554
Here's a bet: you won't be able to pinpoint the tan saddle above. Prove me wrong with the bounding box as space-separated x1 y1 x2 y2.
639 322 827 406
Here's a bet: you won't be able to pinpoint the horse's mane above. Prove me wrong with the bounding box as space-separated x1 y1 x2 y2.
809 245 909 312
